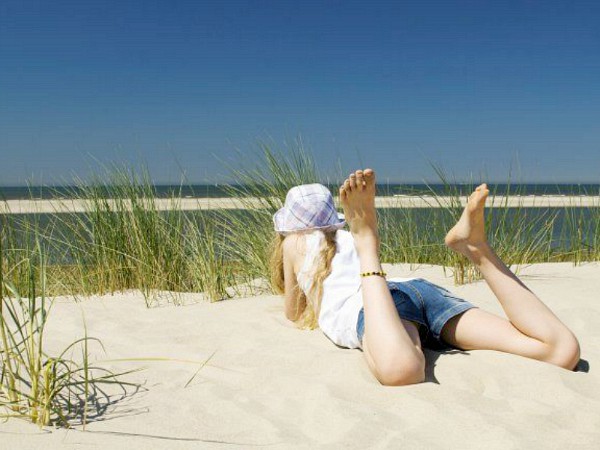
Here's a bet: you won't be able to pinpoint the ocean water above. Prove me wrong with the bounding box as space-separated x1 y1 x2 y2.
3 206 598 265
2 183 598 265
1 183 600 200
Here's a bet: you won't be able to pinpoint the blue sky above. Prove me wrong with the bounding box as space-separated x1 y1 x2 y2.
1 0 599 185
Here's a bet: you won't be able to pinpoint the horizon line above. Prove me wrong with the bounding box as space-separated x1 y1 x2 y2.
2 180 600 188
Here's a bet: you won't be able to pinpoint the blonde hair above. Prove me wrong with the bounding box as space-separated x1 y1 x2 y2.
269 230 337 330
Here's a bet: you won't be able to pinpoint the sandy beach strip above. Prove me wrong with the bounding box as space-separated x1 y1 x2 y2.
1 195 599 214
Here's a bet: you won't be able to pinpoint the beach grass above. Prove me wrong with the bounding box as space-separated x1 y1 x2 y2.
0 145 599 301
1 164 236 304
217 141 321 294
0 241 136 427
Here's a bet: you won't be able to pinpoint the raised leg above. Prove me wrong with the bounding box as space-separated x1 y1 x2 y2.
340 169 425 386
442 184 581 370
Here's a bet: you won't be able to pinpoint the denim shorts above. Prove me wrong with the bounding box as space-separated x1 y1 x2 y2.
356 278 477 350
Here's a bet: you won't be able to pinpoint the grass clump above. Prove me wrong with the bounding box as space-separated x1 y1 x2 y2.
55 165 192 301
375 165 599 284
0 240 135 428
17 163 234 304
218 139 321 294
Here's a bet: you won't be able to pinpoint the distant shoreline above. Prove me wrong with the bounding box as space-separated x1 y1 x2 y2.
1 183 599 201
1 195 599 214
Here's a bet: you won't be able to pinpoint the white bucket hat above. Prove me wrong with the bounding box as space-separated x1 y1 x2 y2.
273 183 345 235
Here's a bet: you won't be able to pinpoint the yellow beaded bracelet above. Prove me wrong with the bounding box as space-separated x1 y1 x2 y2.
360 271 387 278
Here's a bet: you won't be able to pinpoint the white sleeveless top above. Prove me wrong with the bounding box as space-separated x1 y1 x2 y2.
296 229 363 349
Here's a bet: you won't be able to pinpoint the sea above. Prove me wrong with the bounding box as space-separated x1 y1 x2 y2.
1 183 600 200
1 184 597 264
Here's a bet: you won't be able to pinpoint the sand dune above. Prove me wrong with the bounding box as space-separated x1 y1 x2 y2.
1 195 599 214
1 262 599 449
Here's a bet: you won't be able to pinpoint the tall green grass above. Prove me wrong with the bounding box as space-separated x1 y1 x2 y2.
1 145 599 301
2 164 234 304
217 140 322 294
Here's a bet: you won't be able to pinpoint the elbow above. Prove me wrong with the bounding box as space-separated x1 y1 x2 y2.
285 308 304 323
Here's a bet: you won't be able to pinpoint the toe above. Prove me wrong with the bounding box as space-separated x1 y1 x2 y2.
349 173 357 189
339 185 347 201
344 179 351 191
355 170 364 190
364 168 375 185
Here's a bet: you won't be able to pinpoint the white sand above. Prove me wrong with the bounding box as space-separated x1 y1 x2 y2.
1 195 599 214
1 262 599 449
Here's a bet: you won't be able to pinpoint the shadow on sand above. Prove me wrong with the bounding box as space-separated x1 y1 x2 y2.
423 347 470 384
55 373 148 427
423 349 590 383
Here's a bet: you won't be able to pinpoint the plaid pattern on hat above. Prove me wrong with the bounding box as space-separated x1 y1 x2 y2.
273 184 345 234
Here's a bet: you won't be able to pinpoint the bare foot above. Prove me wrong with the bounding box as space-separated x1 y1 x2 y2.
444 183 490 258
339 169 379 253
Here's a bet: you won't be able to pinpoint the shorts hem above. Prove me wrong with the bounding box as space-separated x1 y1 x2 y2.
430 303 478 341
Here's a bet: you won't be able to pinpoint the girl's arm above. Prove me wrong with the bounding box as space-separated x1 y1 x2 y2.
283 235 307 321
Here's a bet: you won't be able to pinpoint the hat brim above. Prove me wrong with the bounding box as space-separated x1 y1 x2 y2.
273 209 346 235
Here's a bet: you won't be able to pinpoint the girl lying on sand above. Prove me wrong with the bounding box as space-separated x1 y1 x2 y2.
270 169 581 386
